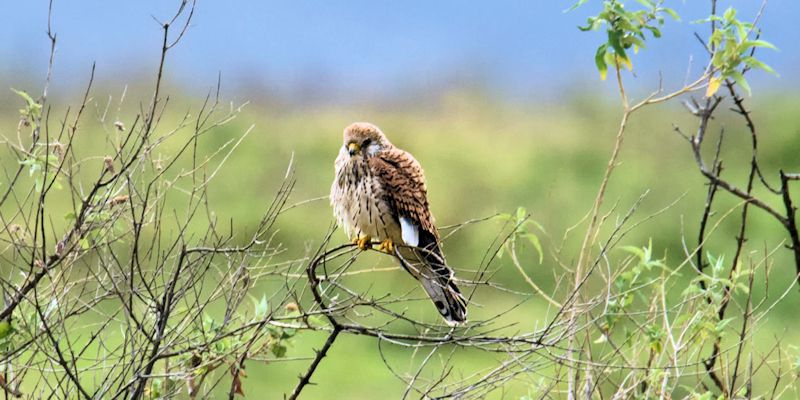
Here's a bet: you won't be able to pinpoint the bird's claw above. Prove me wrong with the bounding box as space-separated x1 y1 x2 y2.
356 236 372 251
378 238 394 254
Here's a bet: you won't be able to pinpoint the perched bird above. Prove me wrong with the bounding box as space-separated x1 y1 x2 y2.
330 122 467 325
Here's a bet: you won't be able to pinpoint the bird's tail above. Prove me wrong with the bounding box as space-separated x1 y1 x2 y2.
395 237 467 325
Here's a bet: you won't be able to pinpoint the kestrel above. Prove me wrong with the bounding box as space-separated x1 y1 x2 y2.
330 122 467 324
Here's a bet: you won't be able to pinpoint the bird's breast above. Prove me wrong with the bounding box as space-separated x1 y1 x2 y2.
331 159 400 241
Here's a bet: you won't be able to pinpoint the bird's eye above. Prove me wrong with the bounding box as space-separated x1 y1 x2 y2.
362 139 370 147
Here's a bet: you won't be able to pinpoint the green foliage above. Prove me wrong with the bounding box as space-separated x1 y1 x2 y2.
181 299 300 378
1 55 797 398
0 320 11 339
0 299 62 357
146 377 164 399
683 253 749 304
0 319 15 353
645 323 663 353
254 294 269 319
601 240 666 333
11 88 42 128
1 90 797 398
496 207 544 263
64 204 126 250
19 152 61 192
0 0 796 396
699 7 778 96
673 252 751 343
571 0 679 79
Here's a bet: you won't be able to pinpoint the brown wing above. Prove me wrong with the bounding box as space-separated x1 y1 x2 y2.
367 147 437 240
368 147 467 323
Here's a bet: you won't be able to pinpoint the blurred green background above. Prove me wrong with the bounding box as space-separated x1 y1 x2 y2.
5 87 799 397
2 1 800 398
212 91 800 398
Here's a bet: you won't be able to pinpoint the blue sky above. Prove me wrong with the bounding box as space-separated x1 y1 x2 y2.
1 1 797 102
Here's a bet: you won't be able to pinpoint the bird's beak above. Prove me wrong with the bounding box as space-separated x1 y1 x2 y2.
348 142 360 156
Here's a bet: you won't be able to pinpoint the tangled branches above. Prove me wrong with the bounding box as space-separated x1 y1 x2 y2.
0 0 799 399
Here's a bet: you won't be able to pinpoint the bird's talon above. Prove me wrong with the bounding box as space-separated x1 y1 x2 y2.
378 239 394 254
356 236 372 251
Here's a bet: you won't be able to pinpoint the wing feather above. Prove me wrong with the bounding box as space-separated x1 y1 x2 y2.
368 147 468 324
367 147 437 240
399 217 419 247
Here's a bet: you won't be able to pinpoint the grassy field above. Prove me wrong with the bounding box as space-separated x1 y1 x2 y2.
2 87 800 398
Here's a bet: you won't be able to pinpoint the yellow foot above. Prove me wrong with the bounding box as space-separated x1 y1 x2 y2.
356 235 372 251
378 238 395 254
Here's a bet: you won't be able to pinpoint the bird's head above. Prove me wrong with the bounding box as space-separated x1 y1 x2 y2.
342 122 390 158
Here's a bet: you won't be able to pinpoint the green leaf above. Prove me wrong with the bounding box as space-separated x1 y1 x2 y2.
565 0 590 13
723 7 736 23
620 245 645 261
282 327 297 339
271 342 287 358
10 88 42 121
578 17 601 32
715 317 734 335
10 88 36 107
661 7 680 21
19 158 39 167
308 315 327 328
728 70 751 96
523 233 544 264
706 76 722 97
149 378 163 398
595 44 609 80
742 39 778 51
643 25 661 39
593 334 608 344
254 295 269 319
650 338 662 353
0 320 12 339
742 56 777 75
526 219 546 233
516 206 527 223
736 282 750 294
607 30 628 61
